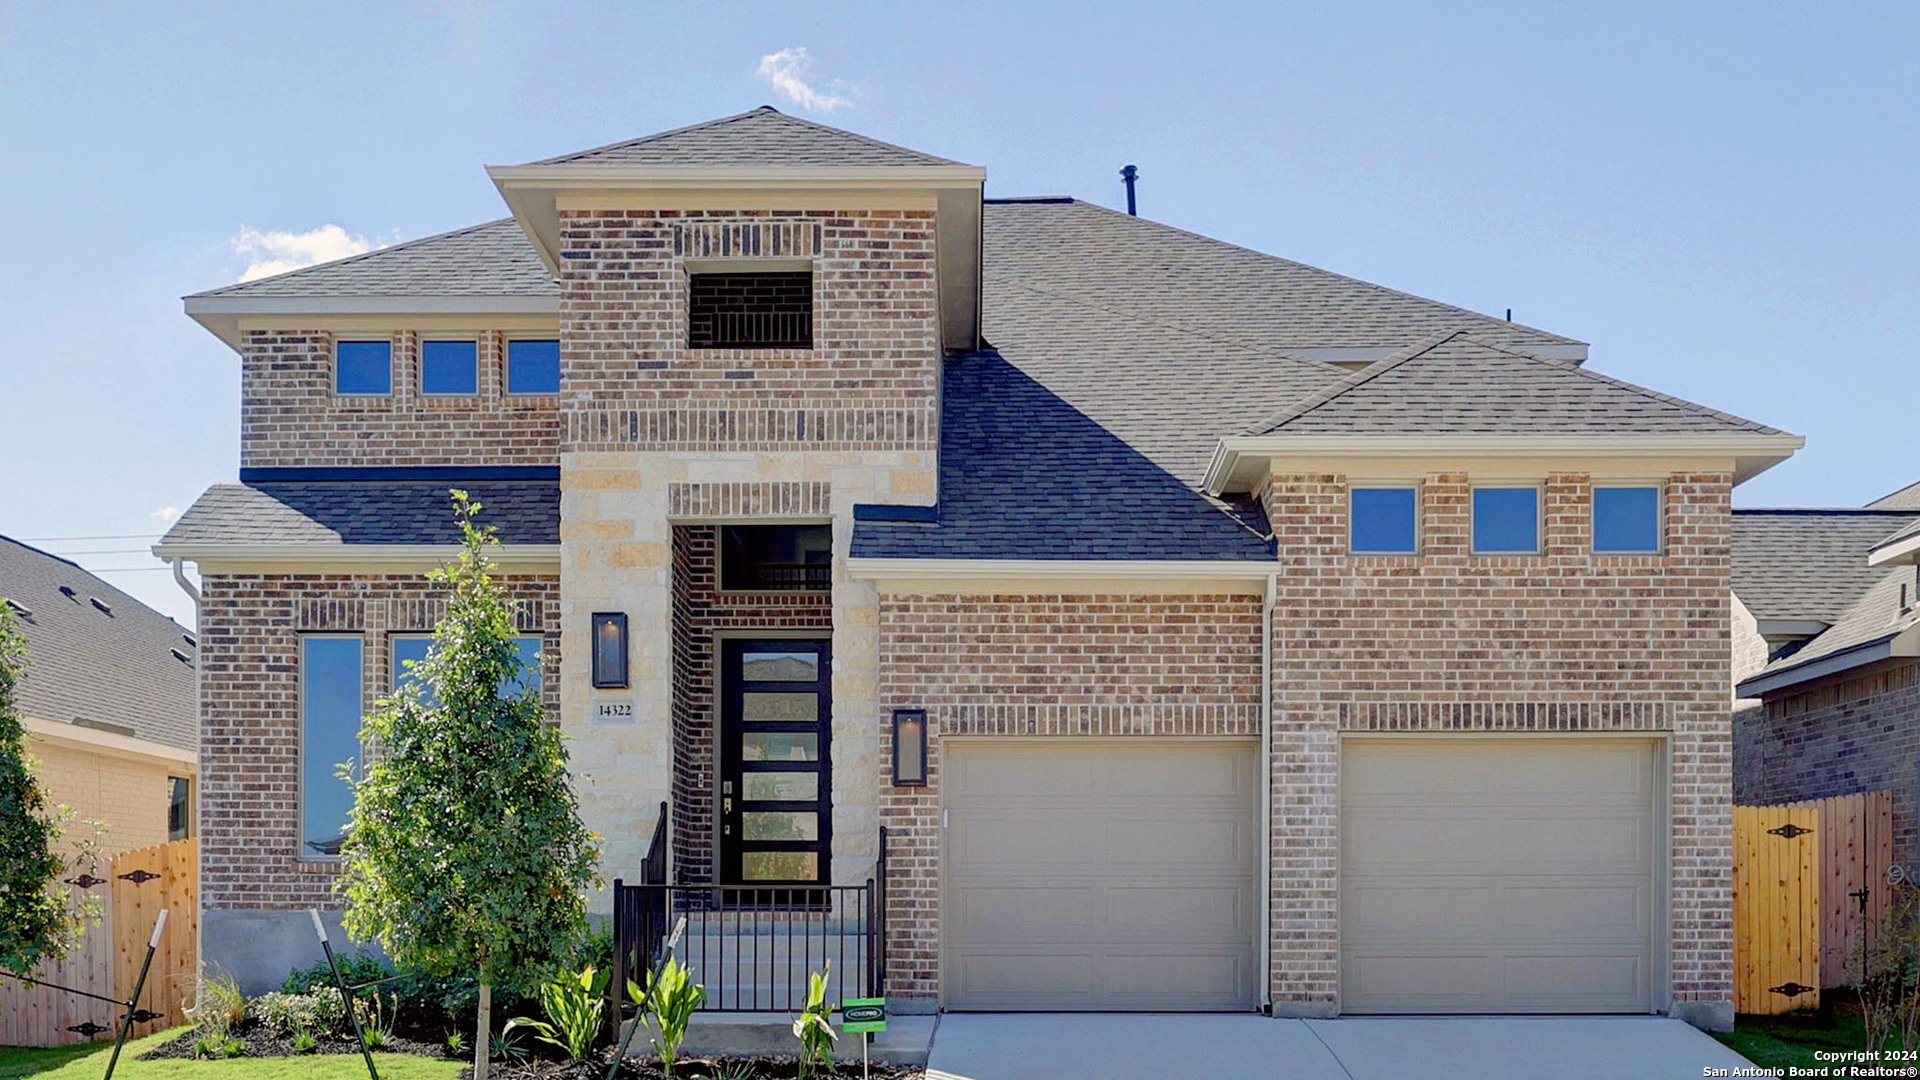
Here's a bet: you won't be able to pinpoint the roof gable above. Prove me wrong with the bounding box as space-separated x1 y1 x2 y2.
1731 508 1920 623
1869 479 1920 510
522 106 964 168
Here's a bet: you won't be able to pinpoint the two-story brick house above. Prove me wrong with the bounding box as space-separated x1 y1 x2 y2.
156 107 1800 1029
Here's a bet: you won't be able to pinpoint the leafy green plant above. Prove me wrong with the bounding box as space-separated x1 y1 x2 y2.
703 1060 757 1080
630 953 705 1078
444 1029 467 1058
191 972 246 1039
353 991 397 1050
250 989 346 1036
192 1034 245 1059
290 1025 317 1054
504 963 607 1062
336 492 602 1080
791 961 836 1079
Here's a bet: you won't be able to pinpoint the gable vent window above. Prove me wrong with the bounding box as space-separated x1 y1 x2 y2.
688 271 813 350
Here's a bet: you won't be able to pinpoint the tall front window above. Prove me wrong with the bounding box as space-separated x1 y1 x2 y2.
301 636 363 857
1472 487 1541 553
393 634 543 705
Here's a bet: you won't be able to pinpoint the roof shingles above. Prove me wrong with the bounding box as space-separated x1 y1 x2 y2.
1731 509 1920 624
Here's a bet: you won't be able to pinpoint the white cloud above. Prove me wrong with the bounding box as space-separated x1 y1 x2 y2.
756 47 854 112
230 224 382 282
150 506 181 523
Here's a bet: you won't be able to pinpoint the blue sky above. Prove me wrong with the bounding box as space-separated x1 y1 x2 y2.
1 2 1915 627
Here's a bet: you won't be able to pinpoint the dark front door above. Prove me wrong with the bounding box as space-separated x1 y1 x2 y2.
719 639 831 888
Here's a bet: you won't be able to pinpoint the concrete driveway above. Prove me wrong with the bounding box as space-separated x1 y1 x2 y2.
925 1014 1757 1080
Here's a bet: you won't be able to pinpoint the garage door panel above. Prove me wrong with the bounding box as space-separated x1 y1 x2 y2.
945 740 1257 1011
1341 739 1657 1015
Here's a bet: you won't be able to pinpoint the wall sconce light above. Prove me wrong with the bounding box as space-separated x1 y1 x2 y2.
892 708 928 787
591 612 628 689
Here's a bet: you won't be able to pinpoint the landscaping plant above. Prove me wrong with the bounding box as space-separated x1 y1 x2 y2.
0 602 102 975
791 961 836 1079
1854 882 1920 1053
354 991 398 1050
630 954 705 1078
504 963 608 1062
336 492 602 1080
251 989 347 1037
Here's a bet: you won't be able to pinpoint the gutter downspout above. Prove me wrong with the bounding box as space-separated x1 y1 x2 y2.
1259 570 1276 1012
169 557 202 606
165 557 204 984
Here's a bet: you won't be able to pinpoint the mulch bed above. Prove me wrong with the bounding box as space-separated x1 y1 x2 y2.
470 1049 924 1079
140 1018 448 1061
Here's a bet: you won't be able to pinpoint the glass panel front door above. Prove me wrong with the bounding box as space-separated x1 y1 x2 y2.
721 639 831 887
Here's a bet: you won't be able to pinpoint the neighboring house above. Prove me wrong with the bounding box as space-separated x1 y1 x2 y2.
156 106 1803 1029
1732 484 1920 861
0 535 197 859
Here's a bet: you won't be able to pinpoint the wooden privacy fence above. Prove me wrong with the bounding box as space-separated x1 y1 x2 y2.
1733 792 1894 1015
0 839 196 1047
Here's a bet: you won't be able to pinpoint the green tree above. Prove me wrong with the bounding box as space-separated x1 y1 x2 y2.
0 602 98 974
337 493 601 1080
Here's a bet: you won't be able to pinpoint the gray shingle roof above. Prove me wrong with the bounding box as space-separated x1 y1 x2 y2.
982 198 1582 355
189 219 555 299
1869 479 1920 510
1748 563 1920 682
162 482 559 547
1248 330 1786 437
1875 517 1920 554
1731 509 1920 623
523 106 965 168
0 536 195 752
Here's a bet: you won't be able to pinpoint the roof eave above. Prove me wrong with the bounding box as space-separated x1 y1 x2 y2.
845 557 1278 588
1203 433 1806 496
1869 530 1920 568
154 542 561 570
182 294 562 351
1735 624 1920 698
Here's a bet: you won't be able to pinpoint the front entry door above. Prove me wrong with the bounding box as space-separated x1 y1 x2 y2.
720 639 832 888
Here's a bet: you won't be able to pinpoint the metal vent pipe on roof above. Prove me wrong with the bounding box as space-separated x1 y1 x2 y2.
1120 165 1139 216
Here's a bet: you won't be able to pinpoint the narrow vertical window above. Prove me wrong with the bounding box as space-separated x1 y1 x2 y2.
1472 487 1540 553
507 339 561 394
1350 487 1418 554
335 340 392 395
421 339 478 395
1593 486 1661 553
167 776 191 842
301 636 364 857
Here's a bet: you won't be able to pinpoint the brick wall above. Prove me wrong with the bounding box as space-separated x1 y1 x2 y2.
668 525 832 884
197 572 559 910
1734 662 1920 863
1261 470 1735 1015
876 592 1265 1002
26 736 183 858
558 211 939 453
239 330 561 469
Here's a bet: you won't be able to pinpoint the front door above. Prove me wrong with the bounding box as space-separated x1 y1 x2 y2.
719 639 832 888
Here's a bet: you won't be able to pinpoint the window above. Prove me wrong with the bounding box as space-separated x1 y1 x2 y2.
392 634 543 705
507 338 561 394
1472 487 1540 553
1593 486 1661 553
720 525 832 590
167 776 190 842
301 636 363 857
688 271 813 349
420 339 478 395
1350 487 1418 553
335 340 392 395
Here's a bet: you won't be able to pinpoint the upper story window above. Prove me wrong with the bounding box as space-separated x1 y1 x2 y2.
1472 487 1540 554
507 338 561 394
393 634 544 703
336 340 392 395
1350 487 1418 554
689 271 813 349
1593 486 1661 553
421 339 478 395
721 524 832 591
300 635 363 858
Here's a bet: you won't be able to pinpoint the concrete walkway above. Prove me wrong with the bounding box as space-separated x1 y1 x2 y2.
925 1013 1758 1080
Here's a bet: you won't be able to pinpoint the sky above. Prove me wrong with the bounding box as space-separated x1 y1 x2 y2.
0 2 1915 629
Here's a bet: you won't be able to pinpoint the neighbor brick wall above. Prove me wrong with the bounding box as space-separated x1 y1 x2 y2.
668 525 832 884
1734 661 1920 864
197 572 559 910
876 592 1265 1002
239 330 561 469
1261 470 1735 1014
558 211 939 453
25 736 185 858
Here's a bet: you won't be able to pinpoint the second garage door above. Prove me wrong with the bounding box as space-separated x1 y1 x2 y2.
943 740 1258 1010
1341 737 1658 1014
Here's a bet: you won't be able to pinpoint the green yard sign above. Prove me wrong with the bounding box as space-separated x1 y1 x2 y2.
841 997 887 1033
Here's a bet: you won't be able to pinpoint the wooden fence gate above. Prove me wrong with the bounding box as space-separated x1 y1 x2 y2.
0 839 197 1047
1733 792 1894 1015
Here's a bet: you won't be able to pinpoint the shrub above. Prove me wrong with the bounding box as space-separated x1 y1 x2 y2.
250 990 346 1037
792 962 836 1080
282 952 483 1026
291 1026 317 1054
191 973 246 1039
505 964 607 1063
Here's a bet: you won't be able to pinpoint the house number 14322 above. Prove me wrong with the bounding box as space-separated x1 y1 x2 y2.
595 702 634 720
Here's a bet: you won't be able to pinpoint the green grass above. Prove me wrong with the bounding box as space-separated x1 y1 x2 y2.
0 1030 463 1079
1713 1012 1892 1071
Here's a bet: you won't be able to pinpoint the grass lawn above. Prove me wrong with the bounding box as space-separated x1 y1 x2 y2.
1714 1012 1892 1071
0 1030 463 1079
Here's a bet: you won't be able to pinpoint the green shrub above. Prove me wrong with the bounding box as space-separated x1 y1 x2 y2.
282 952 486 1025
193 1034 245 1059
632 955 705 1078
792 962 836 1080
505 964 607 1063
250 990 347 1037
290 1026 317 1054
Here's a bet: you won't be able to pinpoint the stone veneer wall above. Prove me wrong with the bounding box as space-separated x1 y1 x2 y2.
1734 662 1920 864
1261 470 1735 1023
875 592 1266 1004
238 330 561 469
668 524 832 885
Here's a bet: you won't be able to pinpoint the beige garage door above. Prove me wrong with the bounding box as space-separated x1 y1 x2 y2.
944 740 1258 1010
1341 738 1658 1014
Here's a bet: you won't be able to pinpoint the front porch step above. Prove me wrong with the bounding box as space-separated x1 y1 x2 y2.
620 1012 935 1066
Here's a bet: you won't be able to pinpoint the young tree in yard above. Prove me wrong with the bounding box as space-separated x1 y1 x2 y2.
0 603 98 974
337 493 601 1080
